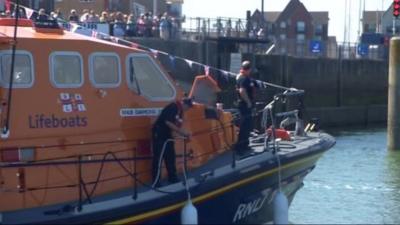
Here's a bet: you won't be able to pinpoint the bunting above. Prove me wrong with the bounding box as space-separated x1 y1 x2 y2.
185 59 194 68
204 66 210 76
24 6 34 19
150 49 158 58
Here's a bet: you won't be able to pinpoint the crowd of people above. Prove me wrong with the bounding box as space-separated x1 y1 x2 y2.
0 7 181 40
0 7 264 41
65 9 181 39
66 9 181 40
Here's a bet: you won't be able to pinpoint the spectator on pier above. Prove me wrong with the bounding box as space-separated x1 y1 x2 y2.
144 12 153 37
216 18 223 37
53 8 63 20
80 9 89 22
136 13 146 37
36 8 48 21
99 11 109 23
125 13 137 37
113 12 126 37
225 19 232 37
108 12 116 23
152 15 161 37
87 10 99 23
68 9 79 22
159 13 171 40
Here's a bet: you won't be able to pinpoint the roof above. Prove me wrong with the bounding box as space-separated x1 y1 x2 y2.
310 11 329 24
276 0 311 23
362 11 384 25
264 11 281 23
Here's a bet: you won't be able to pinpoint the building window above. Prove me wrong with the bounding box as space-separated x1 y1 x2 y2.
89 53 121 88
126 54 176 101
296 45 304 56
0 50 34 88
297 21 305 32
296 34 305 43
50 52 83 88
280 21 286 29
313 36 322 41
315 24 323 34
280 34 286 40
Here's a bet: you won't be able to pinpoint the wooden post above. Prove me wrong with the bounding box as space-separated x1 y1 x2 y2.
388 37 400 151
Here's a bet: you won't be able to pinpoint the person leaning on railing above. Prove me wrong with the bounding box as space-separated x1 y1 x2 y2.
151 98 193 186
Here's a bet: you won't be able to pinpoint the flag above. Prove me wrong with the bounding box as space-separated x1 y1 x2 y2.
70 23 80 33
169 55 176 69
185 59 193 68
91 30 98 38
24 6 34 19
150 49 158 58
204 66 210 76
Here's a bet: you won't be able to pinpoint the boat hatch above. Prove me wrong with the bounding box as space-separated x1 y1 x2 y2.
189 75 221 106
34 20 64 34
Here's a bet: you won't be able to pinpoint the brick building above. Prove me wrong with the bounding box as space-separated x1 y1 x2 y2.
251 0 331 57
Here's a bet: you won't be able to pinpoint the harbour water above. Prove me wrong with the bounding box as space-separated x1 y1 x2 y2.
290 127 400 224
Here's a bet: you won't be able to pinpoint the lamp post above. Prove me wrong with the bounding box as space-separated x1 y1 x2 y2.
261 0 265 26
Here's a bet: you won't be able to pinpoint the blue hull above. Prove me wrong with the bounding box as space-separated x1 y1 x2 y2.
0 133 335 224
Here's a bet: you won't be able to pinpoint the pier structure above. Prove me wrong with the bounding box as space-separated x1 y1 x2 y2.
388 37 400 151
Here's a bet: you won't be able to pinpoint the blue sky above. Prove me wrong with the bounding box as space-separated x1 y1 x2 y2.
182 0 392 43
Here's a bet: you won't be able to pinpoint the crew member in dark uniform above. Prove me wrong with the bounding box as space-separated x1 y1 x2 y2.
152 98 193 186
235 61 257 155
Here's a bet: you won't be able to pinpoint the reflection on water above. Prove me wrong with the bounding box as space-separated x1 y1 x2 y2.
290 127 400 224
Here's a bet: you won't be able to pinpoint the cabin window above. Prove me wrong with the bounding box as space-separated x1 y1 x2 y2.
0 50 34 88
89 53 121 88
50 52 83 88
126 54 176 101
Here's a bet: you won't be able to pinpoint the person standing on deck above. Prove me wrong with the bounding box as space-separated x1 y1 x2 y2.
152 98 192 186
235 61 258 155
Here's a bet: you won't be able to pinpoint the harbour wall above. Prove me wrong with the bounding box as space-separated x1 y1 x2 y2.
128 38 388 128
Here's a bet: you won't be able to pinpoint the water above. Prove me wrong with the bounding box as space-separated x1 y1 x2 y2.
290 127 400 224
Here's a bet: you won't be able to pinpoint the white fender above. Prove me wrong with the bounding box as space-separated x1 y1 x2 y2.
273 191 289 225
181 200 198 225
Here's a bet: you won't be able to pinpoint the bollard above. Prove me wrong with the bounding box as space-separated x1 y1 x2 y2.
388 37 400 151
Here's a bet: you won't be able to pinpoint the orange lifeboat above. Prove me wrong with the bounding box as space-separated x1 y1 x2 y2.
0 13 335 225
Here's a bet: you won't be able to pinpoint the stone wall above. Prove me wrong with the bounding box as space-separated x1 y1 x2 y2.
126 38 389 127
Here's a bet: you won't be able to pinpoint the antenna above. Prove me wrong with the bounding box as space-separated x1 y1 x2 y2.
344 0 348 43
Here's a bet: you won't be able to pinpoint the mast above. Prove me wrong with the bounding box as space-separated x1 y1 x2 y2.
344 0 348 43
2 0 20 138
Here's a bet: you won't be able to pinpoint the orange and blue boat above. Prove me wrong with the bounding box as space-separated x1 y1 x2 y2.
0 15 335 224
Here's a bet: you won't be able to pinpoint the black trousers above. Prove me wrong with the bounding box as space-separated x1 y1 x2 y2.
236 102 253 151
152 134 177 182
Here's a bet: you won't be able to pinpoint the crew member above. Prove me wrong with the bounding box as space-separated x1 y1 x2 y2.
152 98 193 186
235 61 257 154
